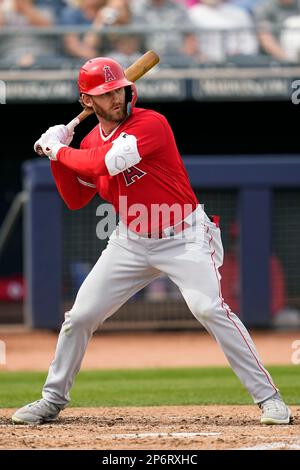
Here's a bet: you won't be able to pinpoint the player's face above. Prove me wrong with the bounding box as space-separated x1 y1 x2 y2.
91 88 127 123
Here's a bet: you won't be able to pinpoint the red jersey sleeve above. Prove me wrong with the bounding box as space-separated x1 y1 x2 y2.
56 142 112 177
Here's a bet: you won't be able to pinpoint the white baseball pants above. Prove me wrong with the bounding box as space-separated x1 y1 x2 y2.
43 208 278 406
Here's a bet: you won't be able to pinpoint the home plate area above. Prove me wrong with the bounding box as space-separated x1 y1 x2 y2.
1 406 299 450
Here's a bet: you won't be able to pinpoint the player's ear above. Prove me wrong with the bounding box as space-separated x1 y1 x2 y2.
80 93 93 109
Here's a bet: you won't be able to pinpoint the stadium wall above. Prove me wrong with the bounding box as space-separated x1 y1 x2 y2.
22 157 300 330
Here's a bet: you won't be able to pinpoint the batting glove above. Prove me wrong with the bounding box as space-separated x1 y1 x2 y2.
34 122 76 159
38 133 67 161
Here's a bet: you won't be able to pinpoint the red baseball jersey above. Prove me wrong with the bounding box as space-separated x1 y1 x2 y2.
51 107 198 232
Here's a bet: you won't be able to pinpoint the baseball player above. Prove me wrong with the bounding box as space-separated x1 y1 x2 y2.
12 57 292 425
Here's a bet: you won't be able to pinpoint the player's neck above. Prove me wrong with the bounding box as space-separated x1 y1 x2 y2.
100 120 121 137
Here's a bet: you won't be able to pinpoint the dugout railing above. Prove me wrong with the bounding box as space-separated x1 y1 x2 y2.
22 157 300 330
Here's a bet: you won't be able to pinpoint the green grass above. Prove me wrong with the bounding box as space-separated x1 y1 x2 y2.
1 366 299 408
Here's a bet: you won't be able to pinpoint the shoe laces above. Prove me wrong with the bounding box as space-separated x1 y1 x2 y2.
259 397 285 413
28 399 58 411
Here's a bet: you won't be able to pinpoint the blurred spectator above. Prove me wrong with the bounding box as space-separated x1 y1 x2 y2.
220 222 287 318
130 0 147 16
134 0 199 67
184 0 198 5
229 0 262 15
280 15 300 62
59 0 106 61
93 0 131 27
109 33 143 68
188 0 258 63
86 0 133 57
60 0 132 62
0 0 62 68
254 0 300 62
173 0 198 6
35 0 67 18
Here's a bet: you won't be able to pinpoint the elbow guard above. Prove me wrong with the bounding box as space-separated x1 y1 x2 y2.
105 132 141 176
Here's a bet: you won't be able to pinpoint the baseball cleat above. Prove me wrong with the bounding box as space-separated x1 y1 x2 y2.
259 396 293 425
12 399 62 425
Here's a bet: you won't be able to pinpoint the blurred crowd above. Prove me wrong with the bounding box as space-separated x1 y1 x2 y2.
1 0 300 69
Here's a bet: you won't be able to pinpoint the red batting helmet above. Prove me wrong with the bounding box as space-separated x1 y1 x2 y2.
78 57 137 113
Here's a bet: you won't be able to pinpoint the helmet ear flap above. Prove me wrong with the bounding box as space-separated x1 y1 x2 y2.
125 85 132 104
125 84 137 115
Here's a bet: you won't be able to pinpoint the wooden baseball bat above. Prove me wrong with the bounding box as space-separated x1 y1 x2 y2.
36 50 160 155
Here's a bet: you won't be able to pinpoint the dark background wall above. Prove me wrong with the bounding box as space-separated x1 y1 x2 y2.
2 99 300 160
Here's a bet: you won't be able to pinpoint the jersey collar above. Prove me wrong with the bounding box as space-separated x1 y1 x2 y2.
99 117 128 142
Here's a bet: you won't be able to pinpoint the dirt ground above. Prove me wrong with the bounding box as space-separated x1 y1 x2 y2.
1 327 300 450
1 406 299 450
1 327 300 370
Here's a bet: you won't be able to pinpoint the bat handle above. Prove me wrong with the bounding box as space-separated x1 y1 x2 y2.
35 117 81 156
35 144 45 156
66 116 81 132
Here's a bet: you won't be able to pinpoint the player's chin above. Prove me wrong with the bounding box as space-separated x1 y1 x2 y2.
112 108 126 121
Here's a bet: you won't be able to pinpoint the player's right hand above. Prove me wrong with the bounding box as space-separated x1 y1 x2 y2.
34 121 78 156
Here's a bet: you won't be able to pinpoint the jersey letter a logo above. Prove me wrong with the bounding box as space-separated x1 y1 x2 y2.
103 65 116 83
122 166 147 186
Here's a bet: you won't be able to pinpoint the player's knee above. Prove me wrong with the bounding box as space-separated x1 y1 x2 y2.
188 296 215 321
195 306 214 321
64 305 100 331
